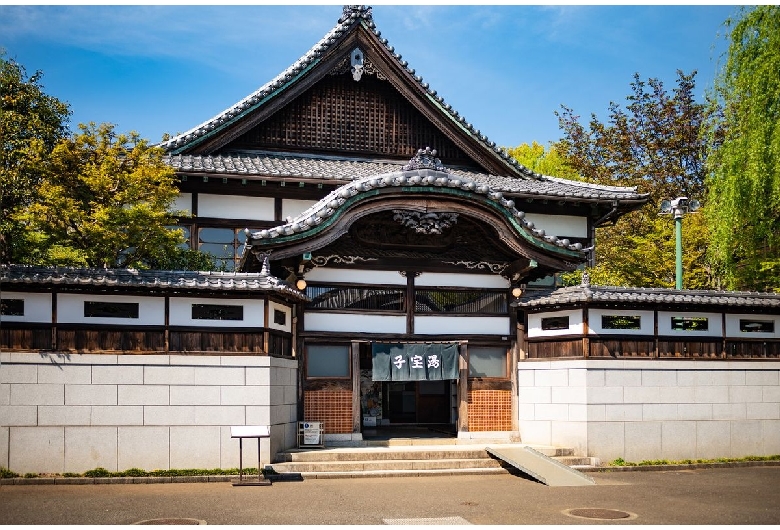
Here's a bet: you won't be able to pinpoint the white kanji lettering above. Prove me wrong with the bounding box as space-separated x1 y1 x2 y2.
410 355 424 369
393 355 406 369
427 355 440 369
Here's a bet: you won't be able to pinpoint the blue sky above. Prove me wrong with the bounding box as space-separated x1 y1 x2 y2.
1 3 738 149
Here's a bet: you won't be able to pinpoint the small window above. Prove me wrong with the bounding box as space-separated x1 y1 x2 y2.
84 301 139 319
273 309 287 326
0 299 24 316
739 319 774 333
307 344 350 378
541 316 570 331
468 346 507 378
191 304 244 321
602 315 641 330
671 316 709 331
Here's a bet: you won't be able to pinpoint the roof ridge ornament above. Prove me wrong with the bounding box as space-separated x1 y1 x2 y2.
341 5 372 23
403 147 446 171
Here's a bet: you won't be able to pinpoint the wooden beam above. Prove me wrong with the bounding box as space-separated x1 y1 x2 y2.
351 341 361 434
457 342 469 433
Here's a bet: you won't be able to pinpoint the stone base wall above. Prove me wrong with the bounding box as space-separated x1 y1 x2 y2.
518 360 780 462
0 352 297 474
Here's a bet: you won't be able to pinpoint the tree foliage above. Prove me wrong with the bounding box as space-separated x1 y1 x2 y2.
0 51 71 263
15 122 214 270
505 141 582 181
704 6 780 292
555 71 712 288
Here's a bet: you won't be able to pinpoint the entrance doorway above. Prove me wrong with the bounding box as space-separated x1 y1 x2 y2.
384 380 454 424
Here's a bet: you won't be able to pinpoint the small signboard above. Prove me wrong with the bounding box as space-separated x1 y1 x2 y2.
298 421 324 448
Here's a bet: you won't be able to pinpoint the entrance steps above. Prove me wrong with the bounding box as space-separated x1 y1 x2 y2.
270 441 599 480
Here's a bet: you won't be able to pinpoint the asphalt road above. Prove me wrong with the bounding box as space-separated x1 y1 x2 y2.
1 467 779 525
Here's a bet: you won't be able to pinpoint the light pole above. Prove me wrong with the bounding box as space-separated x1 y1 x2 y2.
659 197 700 290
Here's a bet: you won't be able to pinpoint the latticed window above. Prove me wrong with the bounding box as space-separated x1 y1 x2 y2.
414 289 507 314
306 286 405 311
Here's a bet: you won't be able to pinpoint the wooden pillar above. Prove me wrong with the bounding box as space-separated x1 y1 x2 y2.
164 296 170 354
351 341 361 434
405 272 414 335
721 312 727 358
457 341 469 433
262 296 270 355
582 306 590 358
51 291 58 351
654 310 660 358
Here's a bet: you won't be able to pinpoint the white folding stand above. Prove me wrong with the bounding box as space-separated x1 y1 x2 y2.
230 425 271 486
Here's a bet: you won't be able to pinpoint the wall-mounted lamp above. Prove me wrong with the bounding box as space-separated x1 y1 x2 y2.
511 285 524 299
295 278 307 291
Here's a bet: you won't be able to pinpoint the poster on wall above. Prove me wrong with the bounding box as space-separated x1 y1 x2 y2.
372 343 459 381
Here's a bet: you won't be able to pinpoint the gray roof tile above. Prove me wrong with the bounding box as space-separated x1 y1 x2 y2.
517 285 780 309
165 152 646 203
1 265 308 301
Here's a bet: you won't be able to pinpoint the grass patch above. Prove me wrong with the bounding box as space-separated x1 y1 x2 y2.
607 455 780 467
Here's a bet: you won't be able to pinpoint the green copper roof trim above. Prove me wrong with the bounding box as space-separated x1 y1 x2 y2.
249 184 582 259
170 60 320 155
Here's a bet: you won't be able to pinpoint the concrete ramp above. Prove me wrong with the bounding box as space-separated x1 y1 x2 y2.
486 446 596 487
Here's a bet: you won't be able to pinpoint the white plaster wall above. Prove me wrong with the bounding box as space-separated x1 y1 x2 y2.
268 301 292 333
0 351 298 474
588 309 655 335
303 312 406 334
304 268 406 285
0 292 52 323
415 272 509 289
725 314 780 339
523 213 588 238
171 193 192 215
198 194 275 221
518 360 780 462
282 199 317 220
657 311 723 337
414 316 510 336
169 297 265 328
57 294 165 326
527 309 584 338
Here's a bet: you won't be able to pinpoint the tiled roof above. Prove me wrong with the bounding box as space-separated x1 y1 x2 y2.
0 265 308 301
155 6 559 178
517 285 780 309
246 157 586 256
165 152 647 203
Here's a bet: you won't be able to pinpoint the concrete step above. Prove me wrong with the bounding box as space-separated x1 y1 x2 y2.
270 443 599 479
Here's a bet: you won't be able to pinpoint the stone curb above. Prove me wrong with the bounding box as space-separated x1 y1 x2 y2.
1 461 779 485
585 460 780 473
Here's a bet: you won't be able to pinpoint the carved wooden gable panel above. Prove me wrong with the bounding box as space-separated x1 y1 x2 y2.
229 74 475 166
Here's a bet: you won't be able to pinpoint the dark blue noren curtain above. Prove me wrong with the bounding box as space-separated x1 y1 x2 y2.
372 343 459 381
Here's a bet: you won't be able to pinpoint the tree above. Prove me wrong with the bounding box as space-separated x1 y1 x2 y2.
704 6 780 292
16 122 213 270
505 141 582 181
0 51 71 263
555 71 712 288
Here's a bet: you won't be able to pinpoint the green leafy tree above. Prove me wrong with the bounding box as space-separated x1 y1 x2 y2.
704 6 780 292
16 122 214 270
505 141 582 181
0 51 71 263
555 71 712 288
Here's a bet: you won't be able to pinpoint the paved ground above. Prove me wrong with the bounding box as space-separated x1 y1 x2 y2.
1 466 779 525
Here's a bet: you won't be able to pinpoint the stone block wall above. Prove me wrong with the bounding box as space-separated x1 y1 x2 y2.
518 360 780 462
0 352 298 474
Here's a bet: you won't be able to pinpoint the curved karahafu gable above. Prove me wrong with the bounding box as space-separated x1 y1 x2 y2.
242 148 587 273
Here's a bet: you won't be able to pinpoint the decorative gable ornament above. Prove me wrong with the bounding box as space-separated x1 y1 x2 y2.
350 47 365 81
403 147 446 171
393 210 459 235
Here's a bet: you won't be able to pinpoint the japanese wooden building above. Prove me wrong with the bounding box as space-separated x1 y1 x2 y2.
1 6 779 473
